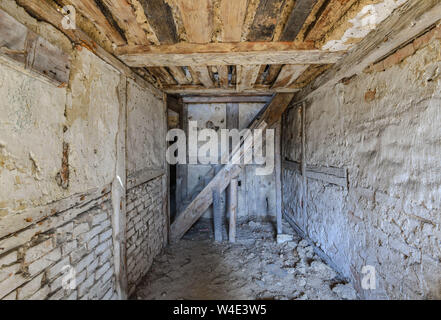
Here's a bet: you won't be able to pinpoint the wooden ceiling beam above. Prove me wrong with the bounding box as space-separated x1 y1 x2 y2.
174 0 213 44
191 66 214 87
100 0 157 45
217 65 230 89
66 0 126 46
138 0 178 44
303 0 357 42
219 0 248 42
247 0 285 41
271 65 309 89
236 65 261 92
163 84 300 95
182 95 273 104
116 42 344 67
280 0 319 41
168 66 191 85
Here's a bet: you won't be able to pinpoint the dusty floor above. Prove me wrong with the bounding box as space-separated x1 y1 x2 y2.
133 219 358 300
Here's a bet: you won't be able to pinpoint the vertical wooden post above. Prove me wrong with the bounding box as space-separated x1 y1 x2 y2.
212 187 223 242
301 102 308 229
176 102 187 213
163 93 170 244
228 178 238 243
111 74 128 300
182 104 189 202
275 120 282 235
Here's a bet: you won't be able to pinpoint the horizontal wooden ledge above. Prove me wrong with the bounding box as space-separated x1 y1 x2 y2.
116 42 347 67
127 168 165 190
282 160 348 188
182 95 273 104
163 84 300 94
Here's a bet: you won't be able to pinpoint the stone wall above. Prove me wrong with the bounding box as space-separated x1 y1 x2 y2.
0 3 166 300
126 176 167 295
0 44 121 300
282 32 441 299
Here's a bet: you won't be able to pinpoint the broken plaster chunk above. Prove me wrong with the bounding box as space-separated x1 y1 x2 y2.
332 283 357 300
299 239 308 247
277 234 293 244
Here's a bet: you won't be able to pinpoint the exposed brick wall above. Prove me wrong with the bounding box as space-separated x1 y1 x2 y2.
126 176 167 295
0 195 118 300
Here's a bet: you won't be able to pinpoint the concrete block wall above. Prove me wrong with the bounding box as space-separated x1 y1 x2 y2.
282 32 441 299
126 176 167 296
0 195 117 300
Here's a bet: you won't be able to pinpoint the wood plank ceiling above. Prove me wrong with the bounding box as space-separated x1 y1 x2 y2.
16 0 404 94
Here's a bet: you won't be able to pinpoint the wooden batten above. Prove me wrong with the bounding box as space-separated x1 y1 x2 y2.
236 65 261 92
191 66 214 87
217 65 229 89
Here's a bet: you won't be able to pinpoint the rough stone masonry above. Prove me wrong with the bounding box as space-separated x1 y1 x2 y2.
282 28 441 300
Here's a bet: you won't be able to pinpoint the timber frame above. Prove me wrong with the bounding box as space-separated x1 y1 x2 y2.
2 0 439 240
6 0 415 95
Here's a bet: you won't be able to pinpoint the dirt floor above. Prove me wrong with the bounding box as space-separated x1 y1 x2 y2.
133 219 358 300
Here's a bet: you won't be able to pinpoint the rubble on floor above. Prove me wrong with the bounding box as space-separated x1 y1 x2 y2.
133 220 357 300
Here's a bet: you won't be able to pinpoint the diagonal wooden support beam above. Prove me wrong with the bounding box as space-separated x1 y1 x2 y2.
115 42 345 67
170 93 294 242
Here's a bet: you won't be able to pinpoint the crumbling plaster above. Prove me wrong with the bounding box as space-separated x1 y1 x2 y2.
283 36 441 299
127 81 166 175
